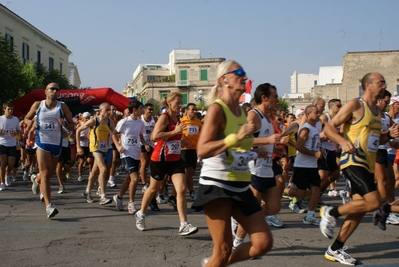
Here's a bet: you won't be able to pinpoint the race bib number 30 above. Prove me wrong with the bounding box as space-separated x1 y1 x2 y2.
166 140 181 154
230 151 258 172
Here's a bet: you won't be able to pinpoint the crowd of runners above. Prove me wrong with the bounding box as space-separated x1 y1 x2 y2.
1 62 399 266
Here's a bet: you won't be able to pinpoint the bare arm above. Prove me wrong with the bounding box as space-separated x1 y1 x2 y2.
151 114 184 141
247 111 281 146
24 101 40 126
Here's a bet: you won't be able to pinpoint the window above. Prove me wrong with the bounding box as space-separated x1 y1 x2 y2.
22 42 29 64
37 50 41 64
49 57 54 70
60 62 63 75
160 93 168 101
314 80 317 86
180 70 187 81
147 75 156 81
182 93 188 105
200 69 208 81
5 33 13 52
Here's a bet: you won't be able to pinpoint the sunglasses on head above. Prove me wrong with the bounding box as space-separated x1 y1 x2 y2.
223 69 246 77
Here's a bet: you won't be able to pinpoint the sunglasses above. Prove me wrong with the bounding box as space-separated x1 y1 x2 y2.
48 87 60 91
148 108 154 111
223 69 246 77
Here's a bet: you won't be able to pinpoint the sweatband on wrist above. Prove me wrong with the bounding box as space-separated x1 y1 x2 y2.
224 133 239 148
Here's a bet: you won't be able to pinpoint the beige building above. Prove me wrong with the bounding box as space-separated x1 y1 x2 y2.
0 4 72 79
123 50 225 105
286 50 399 111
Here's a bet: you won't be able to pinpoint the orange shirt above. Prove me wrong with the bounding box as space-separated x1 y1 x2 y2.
180 115 202 150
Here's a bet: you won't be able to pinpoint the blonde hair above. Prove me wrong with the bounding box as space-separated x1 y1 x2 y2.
160 92 182 108
205 60 238 106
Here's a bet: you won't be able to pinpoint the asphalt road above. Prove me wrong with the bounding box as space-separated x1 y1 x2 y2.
0 167 398 267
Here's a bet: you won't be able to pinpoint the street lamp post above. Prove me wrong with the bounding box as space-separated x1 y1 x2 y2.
194 89 205 105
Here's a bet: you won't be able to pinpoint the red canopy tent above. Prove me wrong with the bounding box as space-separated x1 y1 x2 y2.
12 88 131 118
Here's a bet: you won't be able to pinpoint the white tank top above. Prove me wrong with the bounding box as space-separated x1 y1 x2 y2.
248 109 274 178
141 115 155 147
379 112 390 149
322 113 339 151
36 100 63 146
294 122 320 168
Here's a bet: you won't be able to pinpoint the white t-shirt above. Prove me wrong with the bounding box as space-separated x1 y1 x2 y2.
0 115 21 147
115 116 145 160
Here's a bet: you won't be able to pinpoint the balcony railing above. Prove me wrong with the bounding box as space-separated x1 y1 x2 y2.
176 80 190 87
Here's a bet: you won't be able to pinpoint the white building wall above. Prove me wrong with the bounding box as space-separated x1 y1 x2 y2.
290 71 318 93
0 4 71 75
318 66 343 85
68 62 81 88
168 49 200 74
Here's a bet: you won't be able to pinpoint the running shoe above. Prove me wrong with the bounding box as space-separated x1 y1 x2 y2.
319 206 336 239
107 177 116 188
324 246 357 266
231 217 238 237
5 175 11 187
141 183 149 193
113 194 123 211
31 174 39 195
339 190 351 205
303 215 320 225
149 198 160 211
128 202 137 214
167 195 178 211
266 215 284 228
96 187 101 196
57 185 65 194
40 193 44 202
65 171 71 180
77 176 84 182
46 203 58 219
387 213 399 225
82 191 94 203
178 223 198 236
289 201 306 213
201 257 210 267
23 171 29 181
0 183 5 191
327 189 339 197
372 202 389 230
135 212 146 231
99 196 112 205
11 176 16 182
189 190 197 201
156 193 167 204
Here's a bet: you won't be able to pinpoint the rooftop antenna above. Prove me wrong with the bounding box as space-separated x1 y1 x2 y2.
178 41 181 49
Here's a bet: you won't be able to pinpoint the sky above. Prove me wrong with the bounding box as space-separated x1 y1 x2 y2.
3 0 399 95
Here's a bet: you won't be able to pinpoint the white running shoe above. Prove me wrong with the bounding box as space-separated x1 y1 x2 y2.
5 176 11 187
113 194 123 211
387 213 399 225
0 183 5 191
23 172 29 181
339 190 351 205
303 215 320 225
77 176 84 182
319 206 336 239
289 201 306 213
141 183 149 193
266 215 284 228
178 223 198 236
128 202 137 214
135 212 146 231
31 174 39 195
327 189 339 197
99 196 112 205
107 177 116 188
324 246 357 266
156 193 167 204
46 203 58 219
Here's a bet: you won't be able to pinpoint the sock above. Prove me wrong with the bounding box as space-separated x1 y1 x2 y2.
109 176 114 180
233 237 245 248
329 207 341 218
100 193 105 198
137 210 145 218
306 210 315 218
331 239 345 251
180 221 188 227
85 189 90 194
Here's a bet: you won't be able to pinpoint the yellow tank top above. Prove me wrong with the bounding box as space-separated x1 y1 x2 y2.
89 117 111 152
340 99 381 173
287 131 297 158
218 99 254 182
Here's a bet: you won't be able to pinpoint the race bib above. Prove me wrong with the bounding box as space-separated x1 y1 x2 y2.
4 128 13 136
42 121 57 132
98 141 108 151
230 151 258 172
367 133 380 152
126 136 139 147
255 155 273 169
166 140 181 154
187 126 199 135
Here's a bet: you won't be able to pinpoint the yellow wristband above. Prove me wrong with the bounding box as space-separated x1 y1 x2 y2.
224 133 239 148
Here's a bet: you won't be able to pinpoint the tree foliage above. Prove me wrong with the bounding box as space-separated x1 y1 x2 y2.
0 33 76 107
278 97 289 113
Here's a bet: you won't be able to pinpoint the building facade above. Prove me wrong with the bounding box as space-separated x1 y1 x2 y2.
123 49 225 106
290 71 318 94
68 62 81 88
0 4 73 81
